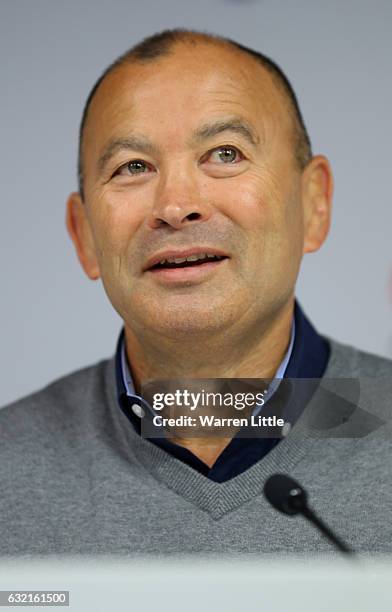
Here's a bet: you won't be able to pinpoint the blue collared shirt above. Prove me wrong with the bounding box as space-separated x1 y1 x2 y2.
115 300 330 482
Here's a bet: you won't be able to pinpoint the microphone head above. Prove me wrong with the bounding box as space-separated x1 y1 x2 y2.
263 473 308 516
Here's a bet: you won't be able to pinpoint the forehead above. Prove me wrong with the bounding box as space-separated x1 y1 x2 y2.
83 42 291 160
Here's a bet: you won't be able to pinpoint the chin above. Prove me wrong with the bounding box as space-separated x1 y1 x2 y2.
124 290 242 337
149 313 227 337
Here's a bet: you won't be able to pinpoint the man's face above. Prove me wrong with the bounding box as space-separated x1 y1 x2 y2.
72 43 313 339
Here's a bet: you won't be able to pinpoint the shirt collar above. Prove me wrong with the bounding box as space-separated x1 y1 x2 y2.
114 300 330 481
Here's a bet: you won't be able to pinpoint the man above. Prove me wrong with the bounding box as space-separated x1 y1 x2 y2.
1 29 391 557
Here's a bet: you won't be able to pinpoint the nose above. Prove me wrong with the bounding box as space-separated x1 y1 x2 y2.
147 165 213 230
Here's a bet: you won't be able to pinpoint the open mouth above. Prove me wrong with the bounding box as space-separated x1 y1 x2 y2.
149 253 228 271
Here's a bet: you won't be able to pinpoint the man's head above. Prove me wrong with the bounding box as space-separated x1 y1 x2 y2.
66 29 332 342
76 30 313 201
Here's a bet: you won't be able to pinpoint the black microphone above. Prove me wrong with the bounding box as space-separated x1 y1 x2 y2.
263 473 355 555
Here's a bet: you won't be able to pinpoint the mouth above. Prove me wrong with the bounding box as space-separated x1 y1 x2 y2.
150 253 227 270
145 252 229 283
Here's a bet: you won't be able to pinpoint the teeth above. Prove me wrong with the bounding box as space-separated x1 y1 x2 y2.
157 253 223 266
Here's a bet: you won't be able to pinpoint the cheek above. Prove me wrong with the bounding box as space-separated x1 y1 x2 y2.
91 191 144 262
214 170 304 266
212 170 280 231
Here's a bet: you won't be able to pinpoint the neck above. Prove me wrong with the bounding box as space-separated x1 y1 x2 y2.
124 298 295 467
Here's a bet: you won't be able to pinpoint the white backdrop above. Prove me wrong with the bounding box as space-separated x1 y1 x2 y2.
1 0 391 406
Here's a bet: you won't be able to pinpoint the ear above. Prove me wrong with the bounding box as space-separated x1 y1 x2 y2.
65 192 100 280
301 155 334 254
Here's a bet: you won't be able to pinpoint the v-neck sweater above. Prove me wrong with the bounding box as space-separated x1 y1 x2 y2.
1 337 392 556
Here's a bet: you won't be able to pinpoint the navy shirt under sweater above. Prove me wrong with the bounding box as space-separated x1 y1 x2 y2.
115 300 330 483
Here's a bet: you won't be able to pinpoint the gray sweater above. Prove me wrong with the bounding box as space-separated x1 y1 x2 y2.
1 338 392 557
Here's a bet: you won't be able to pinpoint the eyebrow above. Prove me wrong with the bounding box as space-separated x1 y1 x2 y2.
190 117 260 148
97 117 260 174
98 136 159 174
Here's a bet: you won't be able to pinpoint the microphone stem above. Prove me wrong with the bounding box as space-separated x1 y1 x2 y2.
301 506 354 555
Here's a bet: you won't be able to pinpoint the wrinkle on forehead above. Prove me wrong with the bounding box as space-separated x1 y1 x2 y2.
82 41 293 178
88 41 284 116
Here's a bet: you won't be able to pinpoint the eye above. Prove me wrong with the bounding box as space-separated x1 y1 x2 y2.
207 146 244 164
114 159 152 177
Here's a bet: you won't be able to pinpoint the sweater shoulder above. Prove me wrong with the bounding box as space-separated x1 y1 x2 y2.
326 336 392 377
0 358 112 433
